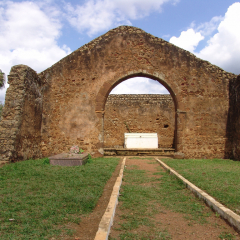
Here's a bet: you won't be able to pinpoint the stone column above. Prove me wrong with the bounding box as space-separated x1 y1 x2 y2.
0 65 42 162
174 109 186 159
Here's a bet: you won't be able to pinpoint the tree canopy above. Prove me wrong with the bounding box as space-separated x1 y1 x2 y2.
0 70 5 88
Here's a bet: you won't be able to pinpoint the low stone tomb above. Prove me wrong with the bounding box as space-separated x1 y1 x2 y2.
49 152 88 166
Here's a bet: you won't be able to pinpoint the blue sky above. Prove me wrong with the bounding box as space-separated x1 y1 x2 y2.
0 0 240 101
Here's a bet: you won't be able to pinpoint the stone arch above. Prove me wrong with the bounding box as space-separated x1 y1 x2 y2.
95 71 179 150
0 25 237 161
95 71 178 112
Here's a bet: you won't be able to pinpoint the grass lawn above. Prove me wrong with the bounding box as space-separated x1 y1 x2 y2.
0 157 120 240
160 158 240 214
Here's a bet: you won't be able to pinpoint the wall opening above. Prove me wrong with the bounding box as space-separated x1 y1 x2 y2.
103 76 176 149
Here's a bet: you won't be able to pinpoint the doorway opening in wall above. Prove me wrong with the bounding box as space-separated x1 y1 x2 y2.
103 76 176 156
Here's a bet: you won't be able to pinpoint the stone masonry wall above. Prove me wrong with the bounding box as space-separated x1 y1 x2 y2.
0 65 42 161
104 94 175 148
225 75 240 160
36 26 236 159
0 26 238 161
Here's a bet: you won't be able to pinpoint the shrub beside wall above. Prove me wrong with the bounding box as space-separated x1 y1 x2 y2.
0 70 5 88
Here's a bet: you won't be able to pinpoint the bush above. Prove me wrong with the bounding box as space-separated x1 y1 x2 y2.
0 70 5 88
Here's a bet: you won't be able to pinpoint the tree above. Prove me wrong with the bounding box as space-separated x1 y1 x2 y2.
0 69 5 89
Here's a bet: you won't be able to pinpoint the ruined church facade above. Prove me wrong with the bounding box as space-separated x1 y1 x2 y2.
0 26 239 161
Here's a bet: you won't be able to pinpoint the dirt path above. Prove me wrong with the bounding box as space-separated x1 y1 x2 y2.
109 157 240 240
61 157 123 240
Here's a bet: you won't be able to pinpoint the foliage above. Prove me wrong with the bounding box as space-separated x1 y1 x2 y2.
219 232 235 240
86 153 93 164
69 145 84 154
124 121 131 133
79 148 84 153
0 70 5 88
0 157 120 239
69 145 79 154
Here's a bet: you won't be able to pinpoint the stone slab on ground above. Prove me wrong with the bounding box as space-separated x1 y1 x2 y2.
94 157 126 240
49 152 88 166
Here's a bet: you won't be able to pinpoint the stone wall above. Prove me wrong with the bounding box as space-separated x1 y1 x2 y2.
104 94 175 148
0 65 42 161
225 75 240 160
0 26 238 161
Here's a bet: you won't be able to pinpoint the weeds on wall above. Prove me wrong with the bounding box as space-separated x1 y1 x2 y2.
124 121 131 133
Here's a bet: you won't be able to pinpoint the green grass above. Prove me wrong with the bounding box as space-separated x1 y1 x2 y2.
110 158 218 239
160 158 240 213
219 232 235 240
122 167 210 223
0 157 120 239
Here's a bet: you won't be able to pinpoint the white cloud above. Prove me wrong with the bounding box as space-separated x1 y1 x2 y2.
0 0 180 101
169 3 240 75
110 77 170 94
65 0 178 36
65 0 118 37
169 29 204 52
112 2 240 95
113 0 178 19
196 16 223 36
0 1 71 102
197 2 240 74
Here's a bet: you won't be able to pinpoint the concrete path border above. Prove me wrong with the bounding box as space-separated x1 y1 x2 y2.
156 158 240 232
94 157 126 240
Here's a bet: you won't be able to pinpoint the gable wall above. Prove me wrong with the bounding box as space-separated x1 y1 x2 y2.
0 26 238 161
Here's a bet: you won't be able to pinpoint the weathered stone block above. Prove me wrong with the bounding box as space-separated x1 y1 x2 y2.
49 152 88 166
174 152 185 159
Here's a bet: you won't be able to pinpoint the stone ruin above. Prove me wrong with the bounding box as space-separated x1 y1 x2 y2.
0 26 239 161
104 94 175 149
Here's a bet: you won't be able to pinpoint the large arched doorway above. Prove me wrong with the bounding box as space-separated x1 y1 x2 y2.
104 77 176 150
95 72 179 155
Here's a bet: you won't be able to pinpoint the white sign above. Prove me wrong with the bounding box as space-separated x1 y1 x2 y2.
124 133 158 149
